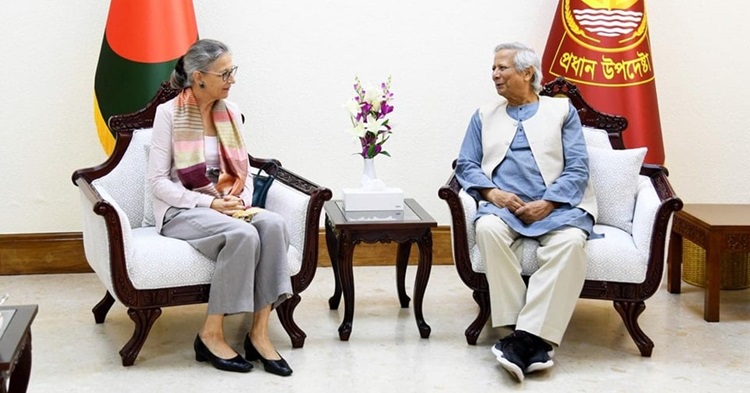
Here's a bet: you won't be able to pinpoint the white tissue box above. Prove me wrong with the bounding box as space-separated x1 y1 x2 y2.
342 187 404 211
344 209 404 221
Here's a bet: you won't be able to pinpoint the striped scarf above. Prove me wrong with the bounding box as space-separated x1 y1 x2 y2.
173 88 248 198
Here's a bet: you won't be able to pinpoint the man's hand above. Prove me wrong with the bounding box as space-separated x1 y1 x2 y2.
515 200 556 224
481 188 526 213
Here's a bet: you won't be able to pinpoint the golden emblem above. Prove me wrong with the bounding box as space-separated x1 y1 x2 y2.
581 0 638 10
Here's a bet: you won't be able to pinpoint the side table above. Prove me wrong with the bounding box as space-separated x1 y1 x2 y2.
324 198 437 340
667 204 750 321
0 305 38 393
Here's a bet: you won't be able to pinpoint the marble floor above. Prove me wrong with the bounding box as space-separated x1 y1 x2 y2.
1 265 749 392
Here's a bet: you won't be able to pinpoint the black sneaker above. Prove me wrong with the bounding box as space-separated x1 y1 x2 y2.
524 333 555 373
491 332 532 382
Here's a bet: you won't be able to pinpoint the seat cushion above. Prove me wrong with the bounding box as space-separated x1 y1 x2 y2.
470 224 648 284
129 228 215 289
129 227 303 290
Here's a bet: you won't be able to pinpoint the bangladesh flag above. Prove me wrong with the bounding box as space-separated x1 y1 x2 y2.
94 0 198 154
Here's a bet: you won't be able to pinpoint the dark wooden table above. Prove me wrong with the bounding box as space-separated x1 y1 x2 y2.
667 204 750 322
324 198 437 340
0 305 38 393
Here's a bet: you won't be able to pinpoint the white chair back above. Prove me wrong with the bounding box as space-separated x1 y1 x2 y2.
92 129 152 229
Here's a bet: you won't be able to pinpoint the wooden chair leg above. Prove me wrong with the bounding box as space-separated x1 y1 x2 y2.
119 308 162 366
92 291 115 324
613 300 653 357
277 294 306 348
465 290 491 345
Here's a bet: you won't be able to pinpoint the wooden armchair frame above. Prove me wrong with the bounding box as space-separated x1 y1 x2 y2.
72 82 332 366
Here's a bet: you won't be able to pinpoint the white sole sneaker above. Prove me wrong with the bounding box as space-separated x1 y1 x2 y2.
526 358 554 373
497 355 525 382
491 344 525 382
495 344 555 375
525 347 555 373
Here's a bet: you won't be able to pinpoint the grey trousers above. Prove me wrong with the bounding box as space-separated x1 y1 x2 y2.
162 207 292 315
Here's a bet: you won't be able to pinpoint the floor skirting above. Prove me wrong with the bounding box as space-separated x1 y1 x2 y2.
0 227 454 275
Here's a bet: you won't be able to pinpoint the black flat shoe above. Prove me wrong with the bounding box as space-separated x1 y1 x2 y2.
194 335 253 373
244 335 293 376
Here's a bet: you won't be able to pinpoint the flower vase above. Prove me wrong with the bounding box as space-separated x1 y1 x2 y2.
361 158 386 191
363 158 377 181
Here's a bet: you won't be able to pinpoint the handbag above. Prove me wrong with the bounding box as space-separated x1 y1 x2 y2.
251 162 277 208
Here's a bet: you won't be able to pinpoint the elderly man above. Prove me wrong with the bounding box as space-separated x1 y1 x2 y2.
455 42 597 381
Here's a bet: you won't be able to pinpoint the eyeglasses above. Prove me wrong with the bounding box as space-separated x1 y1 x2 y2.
201 65 238 82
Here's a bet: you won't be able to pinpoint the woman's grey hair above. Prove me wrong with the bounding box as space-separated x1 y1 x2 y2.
494 42 543 93
170 39 231 89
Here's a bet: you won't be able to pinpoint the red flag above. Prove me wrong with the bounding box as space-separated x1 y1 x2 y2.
542 0 664 164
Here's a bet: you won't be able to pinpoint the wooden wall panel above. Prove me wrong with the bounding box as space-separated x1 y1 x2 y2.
0 227 454 275
0 233 91 275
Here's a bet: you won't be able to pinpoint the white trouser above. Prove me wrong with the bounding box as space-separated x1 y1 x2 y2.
475 214 587 345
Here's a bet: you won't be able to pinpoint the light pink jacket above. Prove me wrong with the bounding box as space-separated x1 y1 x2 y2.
147 97 252 233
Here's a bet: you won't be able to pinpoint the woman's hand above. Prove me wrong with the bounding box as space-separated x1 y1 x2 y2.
210 195 245 215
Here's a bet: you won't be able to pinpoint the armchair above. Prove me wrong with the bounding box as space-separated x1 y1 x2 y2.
438 77 682 356
72 82 332 366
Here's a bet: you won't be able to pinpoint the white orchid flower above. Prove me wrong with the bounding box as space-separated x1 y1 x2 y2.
343 99 361 117
363 116 386 134
346 123 367 138
363 85 384 112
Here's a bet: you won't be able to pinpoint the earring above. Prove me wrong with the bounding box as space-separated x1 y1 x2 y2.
198 81 205 88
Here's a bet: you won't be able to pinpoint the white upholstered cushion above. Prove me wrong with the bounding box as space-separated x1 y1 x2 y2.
588 146 647 233
129 227 215 288
93 131 150 229
582 127 612 149
79 186 121 297
469 226 646 283
142 141 156 227
126 230 305 290
465 175 658 284
263 181 308 276
83 127 311 293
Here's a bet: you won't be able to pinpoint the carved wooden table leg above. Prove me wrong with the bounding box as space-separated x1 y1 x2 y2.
0 305 37 393
336 232 356 341
325 217 342 310
396 242 412 308
704 232 722 322
4 332 32 393
413 230 433 338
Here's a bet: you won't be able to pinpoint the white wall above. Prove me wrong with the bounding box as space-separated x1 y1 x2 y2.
1 1 748 234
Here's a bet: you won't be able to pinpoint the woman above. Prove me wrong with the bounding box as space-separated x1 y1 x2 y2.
148 39 293 376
